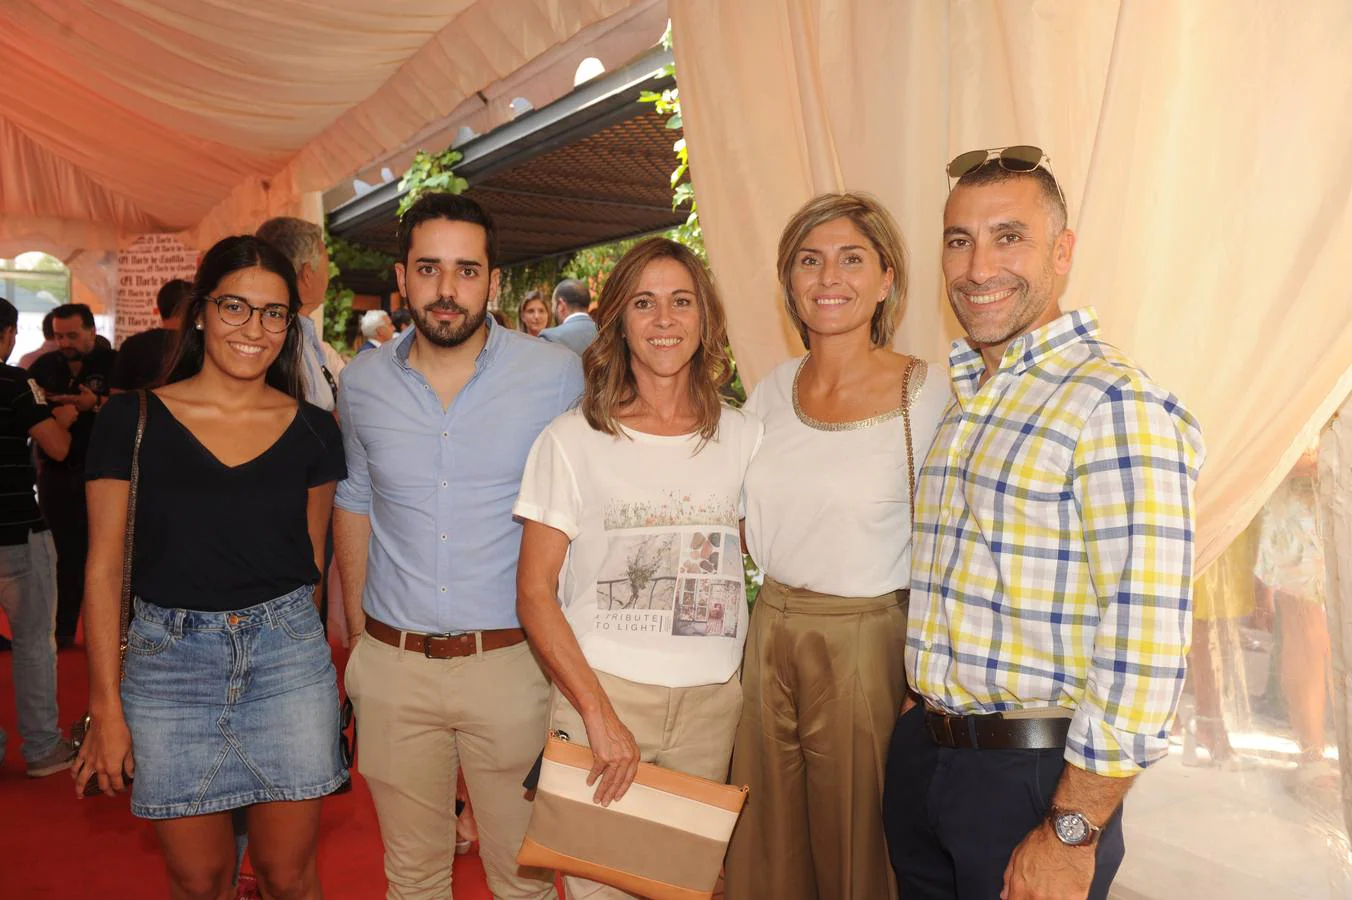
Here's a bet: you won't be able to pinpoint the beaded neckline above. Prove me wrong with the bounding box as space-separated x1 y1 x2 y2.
790 355 927 432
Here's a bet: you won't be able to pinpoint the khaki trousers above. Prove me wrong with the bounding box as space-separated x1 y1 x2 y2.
346 633 555 900
724 579 907 900
547 670 744 900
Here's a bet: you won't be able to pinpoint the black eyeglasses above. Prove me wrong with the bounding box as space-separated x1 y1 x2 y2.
946 145 1067 209
206 295 293 333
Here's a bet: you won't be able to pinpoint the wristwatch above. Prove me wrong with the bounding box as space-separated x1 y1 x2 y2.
1047 806 1101 847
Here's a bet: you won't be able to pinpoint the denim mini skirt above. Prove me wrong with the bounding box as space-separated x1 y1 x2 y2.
121 585 348 819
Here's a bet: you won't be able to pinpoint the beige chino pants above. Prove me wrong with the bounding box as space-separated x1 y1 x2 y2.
346 633 556 900
547 670 744 900
724 578 907 900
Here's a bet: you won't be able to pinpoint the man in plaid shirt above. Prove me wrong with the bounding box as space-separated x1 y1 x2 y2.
882 149 1205 900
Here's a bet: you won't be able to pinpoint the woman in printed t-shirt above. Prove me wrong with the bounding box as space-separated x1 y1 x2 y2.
73 236 347 900
515 237 762 899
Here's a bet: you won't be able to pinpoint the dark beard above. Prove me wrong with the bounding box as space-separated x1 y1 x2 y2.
410 298 487 348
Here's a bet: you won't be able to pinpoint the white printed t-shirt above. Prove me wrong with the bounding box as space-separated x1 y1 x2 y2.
514 406 764 688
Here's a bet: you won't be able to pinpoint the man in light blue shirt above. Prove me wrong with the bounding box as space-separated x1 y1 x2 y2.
335 192 580 900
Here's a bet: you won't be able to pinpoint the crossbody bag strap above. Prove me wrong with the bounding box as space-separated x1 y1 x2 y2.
900 357 925 528
117 389 149 678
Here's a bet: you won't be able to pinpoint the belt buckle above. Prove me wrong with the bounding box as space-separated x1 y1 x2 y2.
422 632 459 658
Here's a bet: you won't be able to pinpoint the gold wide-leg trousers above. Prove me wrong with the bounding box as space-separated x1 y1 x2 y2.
725 577 907 900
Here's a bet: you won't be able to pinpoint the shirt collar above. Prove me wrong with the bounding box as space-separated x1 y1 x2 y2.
393 314 502 374
562 311 591 324
949 307 1101 396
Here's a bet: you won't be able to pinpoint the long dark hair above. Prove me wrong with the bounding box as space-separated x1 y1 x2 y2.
162 235 305 399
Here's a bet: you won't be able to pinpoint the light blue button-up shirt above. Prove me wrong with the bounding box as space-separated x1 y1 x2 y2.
335 320 584 633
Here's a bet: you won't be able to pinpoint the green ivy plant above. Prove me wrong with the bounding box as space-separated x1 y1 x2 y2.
398 149 469 216
638 24 700 247
323 235 395 353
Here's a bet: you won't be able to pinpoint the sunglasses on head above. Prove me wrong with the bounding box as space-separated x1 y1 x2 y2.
946 145 1067 209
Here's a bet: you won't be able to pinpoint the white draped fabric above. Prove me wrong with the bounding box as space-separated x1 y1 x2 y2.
670 0 1352 569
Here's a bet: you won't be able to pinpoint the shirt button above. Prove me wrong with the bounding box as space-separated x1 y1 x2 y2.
440 534 447 541
442 431 449 438
440 586 447 593
441 481 448 488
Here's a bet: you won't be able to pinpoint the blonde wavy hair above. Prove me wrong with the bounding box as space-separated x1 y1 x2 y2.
776 192 909 349
581 238 731 446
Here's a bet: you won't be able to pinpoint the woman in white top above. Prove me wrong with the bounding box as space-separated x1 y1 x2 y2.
725 193 948 900
515 237 763 900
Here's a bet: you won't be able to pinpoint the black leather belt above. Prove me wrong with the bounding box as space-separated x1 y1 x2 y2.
924 709 1070 750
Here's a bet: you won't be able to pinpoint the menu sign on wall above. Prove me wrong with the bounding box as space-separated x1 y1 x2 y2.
115 234 197 345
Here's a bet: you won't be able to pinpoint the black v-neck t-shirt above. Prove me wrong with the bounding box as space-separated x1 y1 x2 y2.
85 391 346 611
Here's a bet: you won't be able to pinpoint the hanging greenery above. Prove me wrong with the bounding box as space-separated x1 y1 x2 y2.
323 235 395 353
397 148 470 216
639 24 701 249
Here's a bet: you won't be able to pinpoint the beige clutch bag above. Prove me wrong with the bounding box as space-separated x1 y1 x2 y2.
517 736 749 900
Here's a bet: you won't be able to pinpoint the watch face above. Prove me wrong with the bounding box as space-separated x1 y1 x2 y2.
1054 812 1090 845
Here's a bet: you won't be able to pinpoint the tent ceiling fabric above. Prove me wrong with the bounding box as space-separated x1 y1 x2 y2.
0 0 641 251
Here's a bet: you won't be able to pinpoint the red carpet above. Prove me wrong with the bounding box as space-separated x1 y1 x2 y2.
0 636 559 899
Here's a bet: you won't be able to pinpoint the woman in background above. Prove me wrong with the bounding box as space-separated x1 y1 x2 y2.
519 289 552 337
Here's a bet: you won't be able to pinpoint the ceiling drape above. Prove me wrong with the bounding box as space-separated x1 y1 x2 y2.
670 0 1352 569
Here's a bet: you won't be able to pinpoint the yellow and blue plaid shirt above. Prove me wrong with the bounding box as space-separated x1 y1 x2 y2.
906 308 1204 777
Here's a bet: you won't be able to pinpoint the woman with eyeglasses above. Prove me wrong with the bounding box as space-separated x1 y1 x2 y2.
73 235 347 900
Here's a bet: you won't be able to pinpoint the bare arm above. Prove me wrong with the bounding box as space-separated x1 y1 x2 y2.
333 508 371 638
517 519 639 805
72 478 135 796
28 417 71 462
1003 766 1134 900
307 483 336 611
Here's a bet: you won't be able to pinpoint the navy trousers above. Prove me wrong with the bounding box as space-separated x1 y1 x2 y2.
882 705 1126 899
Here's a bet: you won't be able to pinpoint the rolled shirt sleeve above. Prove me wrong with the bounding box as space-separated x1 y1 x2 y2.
1067 380 1205 776
334 380 371 514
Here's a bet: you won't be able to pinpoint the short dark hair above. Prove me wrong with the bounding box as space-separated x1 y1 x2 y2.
40 310 55 340
553 278 590 312
0 297 17 331
954 160 1067 233
156 279 193 321
51 303 95 330
390 308 412 330
397 193 497 270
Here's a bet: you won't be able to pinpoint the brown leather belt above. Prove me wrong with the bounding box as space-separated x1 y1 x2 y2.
924 709 1070 751
364 616 527 659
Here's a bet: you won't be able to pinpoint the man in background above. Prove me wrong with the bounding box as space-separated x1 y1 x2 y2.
391 307 413 334
357 310 395 354
28 303 115 648
255 217 345 412
538 278 596 357
0 297 78 775
110 278 191 391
